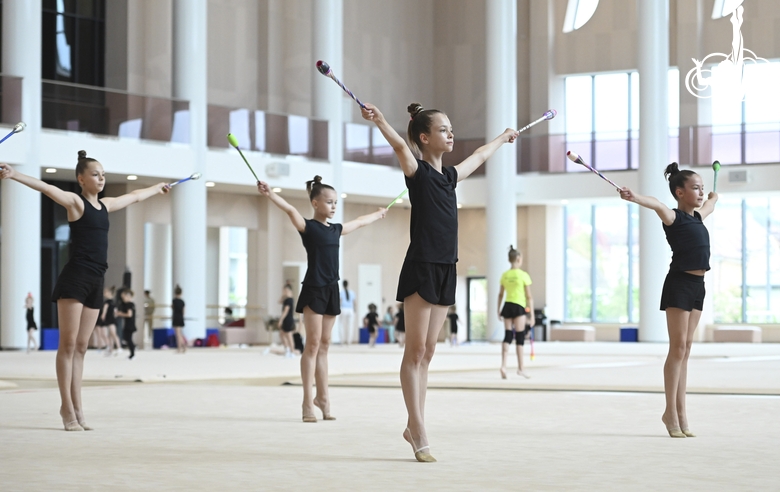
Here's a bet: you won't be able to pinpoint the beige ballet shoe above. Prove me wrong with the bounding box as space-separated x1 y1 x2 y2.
500 367 507 379
404 428 436 463
662 416 686 438
78 421 94 431
313 400 336 421
681 429 696 438
63 419 83 432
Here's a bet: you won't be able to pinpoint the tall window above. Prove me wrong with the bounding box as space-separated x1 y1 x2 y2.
711 197 780 323
42 0 106 86
564 69 680 172
565 203 639 323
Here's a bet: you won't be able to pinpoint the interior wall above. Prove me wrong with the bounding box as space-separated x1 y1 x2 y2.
127 0 173 97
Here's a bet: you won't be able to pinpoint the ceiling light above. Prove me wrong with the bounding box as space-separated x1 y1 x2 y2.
127 175 138 181
341 193 347 198
205 181 215 188
272 187 282 193
45 168 57 174
396 199 403 204
457 203 463 209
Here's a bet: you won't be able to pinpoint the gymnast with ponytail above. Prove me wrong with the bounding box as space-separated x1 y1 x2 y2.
619 162 718 438
362 101 519 462
257 175 387 422
0 151 169 431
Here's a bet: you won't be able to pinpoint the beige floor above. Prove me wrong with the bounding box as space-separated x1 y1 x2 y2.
1 342 779 491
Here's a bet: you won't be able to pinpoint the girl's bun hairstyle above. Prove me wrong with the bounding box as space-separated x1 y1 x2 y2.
75 150 98 179
508 245 520 263
174 284 183 296
664 162 697 200
306 175 335 200
406 102 444 158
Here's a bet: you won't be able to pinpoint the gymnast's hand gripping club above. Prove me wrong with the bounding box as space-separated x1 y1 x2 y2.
0 122 26 145
517 110 557 134
169 172 202 188
226 133 260 182
316 60 366 109
566 151 623 190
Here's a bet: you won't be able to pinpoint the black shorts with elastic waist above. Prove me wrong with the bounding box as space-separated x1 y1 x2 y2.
500 302 526 319
296 283 341 317
396 259 456 306
51 263 104 310
660 270 705 312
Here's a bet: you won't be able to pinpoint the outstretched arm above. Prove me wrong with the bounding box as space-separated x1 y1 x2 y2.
341 207 387 235
698 191 718 220
455 128 519 182
102 183 169 213
257 181 306 232
0 163 81 215
618 187 676 226
361 103 418 178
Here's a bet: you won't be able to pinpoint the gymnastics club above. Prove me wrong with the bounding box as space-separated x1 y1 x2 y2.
226 133 260 182
0 122 26 145
315 60 366 109
566 151 622 190
529 326 535 361
169 172 202 188
712 160 721 193
387 189 408 209
517 110 557 134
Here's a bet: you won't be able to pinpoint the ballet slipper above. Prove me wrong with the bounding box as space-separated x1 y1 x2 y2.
681 429 696 438
517 370 530 379
661 416 686 438
313 398 336 421
500 367 507 379
61 410 83 432
302 415 317 423
403 428 436 463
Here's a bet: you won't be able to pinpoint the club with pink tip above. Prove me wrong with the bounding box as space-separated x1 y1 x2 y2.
315 60 366 109
566 151 622 190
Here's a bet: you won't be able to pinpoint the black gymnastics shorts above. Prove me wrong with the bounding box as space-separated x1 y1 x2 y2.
281 317 295 333
396 259 457 306
51 264 104 310
500 302 526 319
296 283 341 317
660 271 705 312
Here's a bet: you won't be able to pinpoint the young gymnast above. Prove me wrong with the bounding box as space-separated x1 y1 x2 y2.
116 289 137 360
394 303 406 348
447 306 459 347
279 284 296 358
101 286 121 357
363 303 380 347
172 285 186 353
363 102 519 462
619 162 718 438
256 176 387 422
26 293 38 353
0 151 168 430
497 246 533 379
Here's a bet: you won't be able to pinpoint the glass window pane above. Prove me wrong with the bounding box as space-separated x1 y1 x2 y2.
565 75 593 136
745 198 770 323
668 68 680 130
630 204 640 321
594 73 628 134
594 204 629 322
630 72 640 130
566 205 593 321
710 198 743 323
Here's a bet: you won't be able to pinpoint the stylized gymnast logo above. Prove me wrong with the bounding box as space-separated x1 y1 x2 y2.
684 5 768 101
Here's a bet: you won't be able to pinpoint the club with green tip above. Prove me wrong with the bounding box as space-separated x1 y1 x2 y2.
387 189 408 209
712 160 721 193
227 133 260 182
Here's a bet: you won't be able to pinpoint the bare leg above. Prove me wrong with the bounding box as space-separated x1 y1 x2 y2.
174 327 186 353
514 315 527 376
662 308 690 437
107 325 120 355
55 300 91 431
313 315 336 420
500 317 513 379
678 309 701 435
397 331 405 348
71 307 99 429
300 308 323 421
400 293 447 460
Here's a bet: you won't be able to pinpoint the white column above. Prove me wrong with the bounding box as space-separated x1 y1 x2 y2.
144 223 172 327
312 0 344 225
1 1 41 348
485 0 518 342
638 0 671 342
172 0 208 339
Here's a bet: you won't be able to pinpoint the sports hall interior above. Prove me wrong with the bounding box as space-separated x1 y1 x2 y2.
1 0 779 490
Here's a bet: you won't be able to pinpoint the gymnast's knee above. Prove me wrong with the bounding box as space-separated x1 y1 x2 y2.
503 330 514 344
515 330 526 346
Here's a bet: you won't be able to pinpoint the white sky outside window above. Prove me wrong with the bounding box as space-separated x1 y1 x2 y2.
563 0 600 33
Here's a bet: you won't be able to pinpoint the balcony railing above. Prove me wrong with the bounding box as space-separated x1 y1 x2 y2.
0 75 23 125
341 121 780 174
42 80 190 143
207 105 328 160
